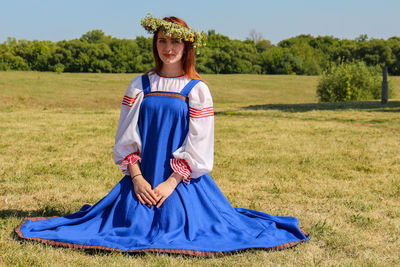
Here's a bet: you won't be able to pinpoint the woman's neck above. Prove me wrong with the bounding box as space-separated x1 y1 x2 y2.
159 63 184 77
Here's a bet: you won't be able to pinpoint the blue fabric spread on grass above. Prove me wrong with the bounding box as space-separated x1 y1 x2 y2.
18 75 309 253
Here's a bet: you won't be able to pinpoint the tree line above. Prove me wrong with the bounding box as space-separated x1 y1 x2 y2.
1 30 399 75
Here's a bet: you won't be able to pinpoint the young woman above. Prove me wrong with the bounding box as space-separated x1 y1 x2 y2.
16 15 309 256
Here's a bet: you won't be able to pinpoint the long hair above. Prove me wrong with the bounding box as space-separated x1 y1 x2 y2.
149 16 202 80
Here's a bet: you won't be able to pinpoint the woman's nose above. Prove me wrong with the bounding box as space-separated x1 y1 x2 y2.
165 42 173 50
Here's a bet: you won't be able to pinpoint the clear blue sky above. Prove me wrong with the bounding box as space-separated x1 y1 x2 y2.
1 0 399 44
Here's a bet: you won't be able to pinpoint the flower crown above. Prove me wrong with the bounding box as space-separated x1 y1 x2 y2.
141 14 207 48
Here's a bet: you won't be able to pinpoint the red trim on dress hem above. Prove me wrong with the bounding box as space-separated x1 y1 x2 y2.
15 217 309 257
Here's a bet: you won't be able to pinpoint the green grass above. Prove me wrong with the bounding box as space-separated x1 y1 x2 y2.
1 71 400 266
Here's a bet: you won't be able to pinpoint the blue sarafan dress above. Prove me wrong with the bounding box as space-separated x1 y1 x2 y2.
16 74 309 256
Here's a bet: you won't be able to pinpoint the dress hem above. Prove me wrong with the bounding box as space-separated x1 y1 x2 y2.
15 217 309 257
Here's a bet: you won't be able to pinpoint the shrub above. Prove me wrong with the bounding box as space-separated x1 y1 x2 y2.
317 61 393 102
53 63 65 73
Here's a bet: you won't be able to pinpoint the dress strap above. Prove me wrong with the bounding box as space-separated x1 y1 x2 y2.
180 80 200 97
141 75 151 95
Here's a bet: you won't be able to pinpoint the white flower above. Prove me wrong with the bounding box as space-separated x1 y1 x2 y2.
141 14 207 48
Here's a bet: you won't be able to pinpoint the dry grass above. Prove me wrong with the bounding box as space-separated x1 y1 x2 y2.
1 71 399 266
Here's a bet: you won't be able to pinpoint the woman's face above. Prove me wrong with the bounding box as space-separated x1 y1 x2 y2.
156 31 185 66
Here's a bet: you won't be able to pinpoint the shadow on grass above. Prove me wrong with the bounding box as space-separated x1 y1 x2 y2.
1 208 67 219
243 101 400 113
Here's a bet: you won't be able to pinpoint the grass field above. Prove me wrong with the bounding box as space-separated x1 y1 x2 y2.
1 71 399 266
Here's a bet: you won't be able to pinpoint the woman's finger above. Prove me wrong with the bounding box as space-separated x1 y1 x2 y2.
143 190 157 205
137 194 145 205
146 190 160 203
156 197 165 208
141 192 153 206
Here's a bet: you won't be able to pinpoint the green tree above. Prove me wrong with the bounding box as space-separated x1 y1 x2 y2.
255 40 273 53
81 30 109 43
317 61 392 102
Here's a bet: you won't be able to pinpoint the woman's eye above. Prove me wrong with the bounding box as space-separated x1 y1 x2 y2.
172 39 180 44
158 39 166 43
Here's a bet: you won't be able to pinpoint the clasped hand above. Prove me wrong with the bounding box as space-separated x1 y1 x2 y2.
131 173 183 208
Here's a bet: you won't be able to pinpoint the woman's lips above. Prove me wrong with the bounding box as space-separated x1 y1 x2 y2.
163 54 174 58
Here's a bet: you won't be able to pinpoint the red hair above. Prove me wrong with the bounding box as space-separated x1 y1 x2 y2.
148 16 202 80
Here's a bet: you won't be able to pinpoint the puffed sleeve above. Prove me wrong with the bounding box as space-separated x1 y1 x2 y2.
170 81 214 184
113 76 144 175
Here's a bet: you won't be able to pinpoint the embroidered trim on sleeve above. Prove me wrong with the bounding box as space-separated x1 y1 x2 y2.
189 106 214 119
122 91 143 107
170 158 192 184
119 152 141 174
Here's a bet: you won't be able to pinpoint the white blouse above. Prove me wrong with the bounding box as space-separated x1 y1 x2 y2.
113 73 214 184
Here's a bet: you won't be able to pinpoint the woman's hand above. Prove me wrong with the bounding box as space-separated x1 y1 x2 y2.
131 175 159 206
128 162 159 206
153 172 184 208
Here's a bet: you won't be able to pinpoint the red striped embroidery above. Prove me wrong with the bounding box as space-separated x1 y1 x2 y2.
119 152 141 173
122 91 142 107
171 159 191 184
189 106 214 119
